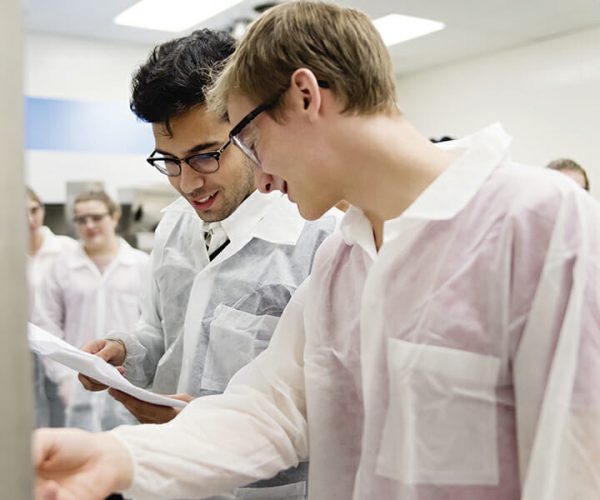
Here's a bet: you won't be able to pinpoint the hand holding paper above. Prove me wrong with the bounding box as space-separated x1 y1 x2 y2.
28 322 187 409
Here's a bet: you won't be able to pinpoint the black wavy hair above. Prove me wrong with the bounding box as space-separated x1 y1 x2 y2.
130 29 235 130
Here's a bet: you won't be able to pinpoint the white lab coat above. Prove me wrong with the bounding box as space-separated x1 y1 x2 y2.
28 226 78 428
28 226 78 290
113 124 600 500
34 238 150 431
110 190 338 499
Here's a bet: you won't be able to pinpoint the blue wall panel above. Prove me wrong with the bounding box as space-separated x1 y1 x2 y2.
25 97 153 155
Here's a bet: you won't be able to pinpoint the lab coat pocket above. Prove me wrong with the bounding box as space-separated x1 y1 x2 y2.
202 304 280 392
377 339 500 485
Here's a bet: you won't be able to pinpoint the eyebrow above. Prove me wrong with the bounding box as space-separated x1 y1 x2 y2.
155 141 223 157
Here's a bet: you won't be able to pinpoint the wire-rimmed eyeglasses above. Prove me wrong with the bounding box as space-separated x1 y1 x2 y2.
228 80 330 166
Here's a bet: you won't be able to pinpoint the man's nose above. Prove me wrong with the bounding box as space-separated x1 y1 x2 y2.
179 162 206 194
254 165 285 194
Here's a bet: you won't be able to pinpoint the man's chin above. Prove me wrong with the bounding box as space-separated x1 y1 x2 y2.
297 201 328 221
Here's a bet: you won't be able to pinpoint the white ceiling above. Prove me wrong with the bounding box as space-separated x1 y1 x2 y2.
23 0 600 75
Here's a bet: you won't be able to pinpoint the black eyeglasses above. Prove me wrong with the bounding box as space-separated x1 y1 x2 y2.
147 140 231 177
73 213 110 226
229 80 330 166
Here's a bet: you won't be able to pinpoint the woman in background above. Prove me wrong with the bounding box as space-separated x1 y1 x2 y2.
27 186 78 428
33 190 149 431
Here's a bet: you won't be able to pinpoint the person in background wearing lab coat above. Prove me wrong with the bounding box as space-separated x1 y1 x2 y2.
546 157 591 191
33 190 149 432
35 2 600 499
27 186 78 428
74 29 336 499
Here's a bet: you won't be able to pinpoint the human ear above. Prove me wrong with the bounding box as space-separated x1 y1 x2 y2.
290 68 322 120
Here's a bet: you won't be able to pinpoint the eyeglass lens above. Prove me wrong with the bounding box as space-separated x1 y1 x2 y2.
73 213 109 225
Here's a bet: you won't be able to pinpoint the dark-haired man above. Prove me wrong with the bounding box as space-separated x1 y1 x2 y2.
75 29 337 499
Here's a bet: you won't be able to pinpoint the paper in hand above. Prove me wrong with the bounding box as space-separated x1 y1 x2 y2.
28 322 187 408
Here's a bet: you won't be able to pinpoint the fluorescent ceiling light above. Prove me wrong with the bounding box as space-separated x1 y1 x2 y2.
373 14 445 47
114 0 244 32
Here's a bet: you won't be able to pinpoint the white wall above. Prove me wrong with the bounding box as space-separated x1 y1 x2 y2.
25 33 151 101
396 25 600 197
25 33 169 202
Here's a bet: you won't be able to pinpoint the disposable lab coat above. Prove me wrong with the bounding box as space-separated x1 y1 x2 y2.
28 226 78 289
28 226 77 428
34 238 149 431
111 190 338 499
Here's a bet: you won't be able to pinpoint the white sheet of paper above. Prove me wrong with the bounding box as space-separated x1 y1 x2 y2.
28 322 187 408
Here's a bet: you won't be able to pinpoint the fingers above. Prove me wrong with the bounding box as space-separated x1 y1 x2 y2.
168 393 195 403
80 339 125 365
79 339 107 355
77 373 108 392
108 389 178 424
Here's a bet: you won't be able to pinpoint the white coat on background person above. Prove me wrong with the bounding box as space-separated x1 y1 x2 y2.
26 186 78 428
33 191 149 431
109 125 600 500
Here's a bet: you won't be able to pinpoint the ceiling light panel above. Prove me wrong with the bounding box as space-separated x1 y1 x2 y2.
373 14 445 47
114 0 244 32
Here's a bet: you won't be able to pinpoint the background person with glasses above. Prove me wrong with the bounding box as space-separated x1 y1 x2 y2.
32 189 149 434
72 29 337 500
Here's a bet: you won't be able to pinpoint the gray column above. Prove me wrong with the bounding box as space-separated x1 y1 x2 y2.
0 0 33 498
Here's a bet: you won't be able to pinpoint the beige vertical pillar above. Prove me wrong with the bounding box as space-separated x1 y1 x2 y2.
0 0 33 498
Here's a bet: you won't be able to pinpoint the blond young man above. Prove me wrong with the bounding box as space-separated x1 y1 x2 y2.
34 2 600 499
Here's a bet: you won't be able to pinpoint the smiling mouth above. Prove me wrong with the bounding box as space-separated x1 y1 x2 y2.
192 192 218 211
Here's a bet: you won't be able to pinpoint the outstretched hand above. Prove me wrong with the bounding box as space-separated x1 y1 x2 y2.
109 390 194 424
34 428 132 500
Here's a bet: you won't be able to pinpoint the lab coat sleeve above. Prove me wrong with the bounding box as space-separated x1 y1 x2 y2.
514 193 600 499
32 258 66 339
107 267 165 389
31 259 70 384
111 278 310 500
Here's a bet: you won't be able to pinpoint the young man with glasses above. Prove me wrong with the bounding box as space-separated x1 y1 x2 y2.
34 2 600 499
73 28 336 499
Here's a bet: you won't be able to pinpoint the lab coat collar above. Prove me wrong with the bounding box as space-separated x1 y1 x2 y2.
37 226 63 256
165 190 302 248
339 123 512 253
68 238 139 270
221 190 304 246
339 207 379 261
397 123 511 221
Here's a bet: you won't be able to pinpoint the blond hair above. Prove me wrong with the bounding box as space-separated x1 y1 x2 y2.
73 190 121 217
26 186 42 205
208 0 397 120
